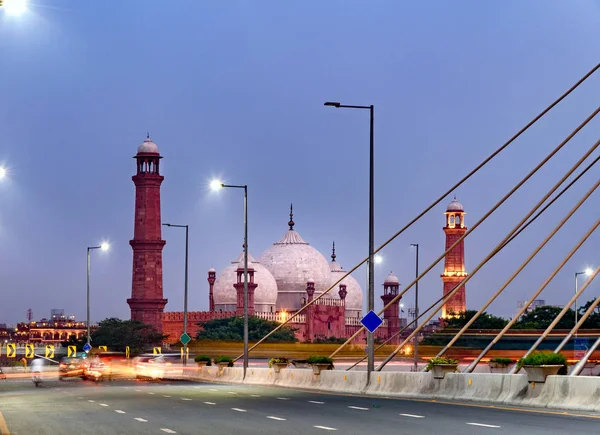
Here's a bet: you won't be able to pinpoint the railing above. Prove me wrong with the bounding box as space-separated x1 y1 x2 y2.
254 312 305 323
314 298 345 307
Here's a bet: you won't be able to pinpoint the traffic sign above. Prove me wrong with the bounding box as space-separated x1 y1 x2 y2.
126 346 130 359
180 333 192 345
361 310 383 333
83 343 92 353
98 346 107 352
25 344 34 358
153 347 161 355
574 338 588 359
45 345 54 359
6 343 16 358
68 346 77 357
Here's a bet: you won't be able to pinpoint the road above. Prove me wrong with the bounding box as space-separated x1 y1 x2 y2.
1 377 599 434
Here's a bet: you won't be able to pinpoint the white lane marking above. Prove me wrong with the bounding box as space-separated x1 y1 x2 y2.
231 408 247 412
276 397 290 400
314 426 337 431
467 423 501 428
147 392 155 395
135 389 142 392
163 395 171 398
77 397 84 399
209 388 218 391
204 402 216 405
227 391 237 395
267 416 286 421
160 429 177 434
348 406 369 411
400 413 425 419
115 410 126 414
99 404 109 407
134 418 148 422
181 398 192 401
309 400 325 404
88 400 95 403
250 394 261 397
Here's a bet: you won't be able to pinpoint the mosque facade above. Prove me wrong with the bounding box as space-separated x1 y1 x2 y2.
127 137 467 342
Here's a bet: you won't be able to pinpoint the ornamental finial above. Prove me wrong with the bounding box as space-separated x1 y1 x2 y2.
288 203 295 230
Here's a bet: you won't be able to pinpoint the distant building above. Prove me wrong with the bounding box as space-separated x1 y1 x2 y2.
517 299 546 315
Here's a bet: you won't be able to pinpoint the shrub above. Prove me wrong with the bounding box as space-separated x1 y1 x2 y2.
489 357 513 365
425 357 458 371
306 355 334 368
268 357 289 368
518 351 567 369
214 355 234 367
194 355 212 365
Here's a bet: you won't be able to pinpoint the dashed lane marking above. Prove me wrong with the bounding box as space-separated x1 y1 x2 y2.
267 416 286 421
209 388 218 391
134 418 148 422
181 398 192 401
163 395 171 398
309 401 325 404
147 392 155 395
115 410 126 414
348 406 369 411
400 414 424 419
160 429 177 434
231 408 247 412
88 400 95 403
314 426 337 431
276 397 290 400
99 404 109 407
135 389 142 392
228 392 237 395
467 423 501 428
204 402 216 405
250 394 261 397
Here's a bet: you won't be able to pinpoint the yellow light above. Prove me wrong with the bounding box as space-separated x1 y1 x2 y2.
2 0 28 16
279 311 288 323
100 242 110 251
210 179 223 191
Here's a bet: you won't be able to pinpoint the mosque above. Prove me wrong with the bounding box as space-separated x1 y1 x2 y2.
126 136 468 344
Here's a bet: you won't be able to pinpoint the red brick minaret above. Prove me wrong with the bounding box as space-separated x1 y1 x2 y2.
441 197 468 318
381 272 401 344
127 135 168 332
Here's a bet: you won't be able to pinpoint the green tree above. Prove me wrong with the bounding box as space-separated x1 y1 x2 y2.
513 306 575 330
444 310 508 329
62 318 167 354
196 316 297 342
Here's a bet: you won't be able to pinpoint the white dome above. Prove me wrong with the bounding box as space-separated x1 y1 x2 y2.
447 197 464 212
259 222 332 311
137 136 160 154
384 272 400 285
213 252 278 310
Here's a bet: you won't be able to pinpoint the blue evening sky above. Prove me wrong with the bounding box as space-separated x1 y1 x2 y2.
0 1 599 325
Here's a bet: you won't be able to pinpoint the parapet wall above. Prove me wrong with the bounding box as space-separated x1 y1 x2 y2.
187 367 600 413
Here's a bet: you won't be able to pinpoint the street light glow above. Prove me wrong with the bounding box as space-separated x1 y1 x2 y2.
210 179 223 191
374 254 383 265
584 267 594 276
100 242 110 251
2 0 28 16
0 167 6 179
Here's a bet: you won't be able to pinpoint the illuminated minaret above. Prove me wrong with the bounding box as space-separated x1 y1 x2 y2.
127 135 168 332
441 197 468 318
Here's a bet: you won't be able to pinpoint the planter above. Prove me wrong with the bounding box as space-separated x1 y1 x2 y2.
217 362 231 370
488 362 510 374
522 365 562 383
196 362 208 370
272 363 288 374
430 364 458 379
311 363 332 375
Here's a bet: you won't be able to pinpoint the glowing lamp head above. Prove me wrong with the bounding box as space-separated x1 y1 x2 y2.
100 242 110 252
3 0 28 16
374 255 383 265
210 179 223 191
0 167 6 179
584 268 594 276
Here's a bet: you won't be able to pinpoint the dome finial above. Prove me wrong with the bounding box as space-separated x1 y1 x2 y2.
147 132 150 139
331 241 336 261
288 203 295 230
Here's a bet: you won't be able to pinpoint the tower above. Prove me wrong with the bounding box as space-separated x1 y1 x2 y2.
381 272 401 343
127 135 168 332
207 268 216 312
441 197 468 318
233 262 258 317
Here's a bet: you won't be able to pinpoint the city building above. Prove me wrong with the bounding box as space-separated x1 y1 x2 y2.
127 136 468 343
517 299 547 316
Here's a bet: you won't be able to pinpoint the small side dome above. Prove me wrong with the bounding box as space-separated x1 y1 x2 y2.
447 197 464 212
384 272 399 285
307 278 315 284
208 267 216 273
137 135 160 154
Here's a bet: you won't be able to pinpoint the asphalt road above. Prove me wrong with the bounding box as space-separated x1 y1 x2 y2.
1 377 599 434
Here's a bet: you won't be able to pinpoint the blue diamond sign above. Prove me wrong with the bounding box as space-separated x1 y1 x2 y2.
83 343 92 353
180 333 192 345
361 310 383 333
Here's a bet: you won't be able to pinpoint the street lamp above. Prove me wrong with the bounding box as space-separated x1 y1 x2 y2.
374 254 383 265
410 244 420 372
211 179 249 378
1 0 28 16
574 268 594 346
86 242 109 345
324 100 376 379
163 223 189 366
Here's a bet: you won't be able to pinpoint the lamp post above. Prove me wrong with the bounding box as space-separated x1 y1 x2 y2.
163 223 189 366
325 101 375 379
574 268 593 354
410 243 419 371
211 180 249 378
86 243 109 345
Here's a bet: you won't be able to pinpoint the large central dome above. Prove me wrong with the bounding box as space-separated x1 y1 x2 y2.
258 206 331 311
